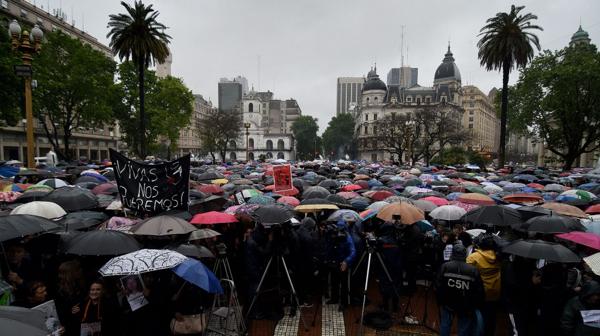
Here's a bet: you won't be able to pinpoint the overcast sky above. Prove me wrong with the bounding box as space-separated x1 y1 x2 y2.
31 0 600 133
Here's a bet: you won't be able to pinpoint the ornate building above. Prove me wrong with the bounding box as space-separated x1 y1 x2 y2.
355 45 464 162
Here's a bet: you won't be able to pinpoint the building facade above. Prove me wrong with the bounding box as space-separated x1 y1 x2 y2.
174 94 213 158
386 66 418 88
336 77 364 115
461 85 500 154
0 0 120 163
218 79 243 113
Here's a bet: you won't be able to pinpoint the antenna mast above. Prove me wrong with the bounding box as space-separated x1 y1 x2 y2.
401 25 405 67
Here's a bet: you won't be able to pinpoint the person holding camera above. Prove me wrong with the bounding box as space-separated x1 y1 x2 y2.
323 219 356 311
396 220 424 295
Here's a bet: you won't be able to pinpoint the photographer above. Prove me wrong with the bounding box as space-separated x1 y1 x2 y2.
323 219 356 311
373 219 402 311
396 220 424 295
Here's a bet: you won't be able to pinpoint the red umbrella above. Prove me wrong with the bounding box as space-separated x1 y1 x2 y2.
503 193 543 204
586 204 600 214
527 183 544 190
92 183 118 195
337 191 360 200
556 232 600 250
370 190 394 202
421 196 449 206
197 184 224 194
356 181 369 190
190 211 238 225
277 196 300 207
342 184 363 192
264 185 276 191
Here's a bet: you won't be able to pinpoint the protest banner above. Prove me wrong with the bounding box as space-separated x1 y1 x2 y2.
273 164 292 192
109 149 190 216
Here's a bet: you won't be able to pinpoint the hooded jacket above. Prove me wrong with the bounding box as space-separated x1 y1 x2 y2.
325 220 356 266
561 280 600 336
466 249 501 301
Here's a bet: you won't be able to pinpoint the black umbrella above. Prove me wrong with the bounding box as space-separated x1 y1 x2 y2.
502 239 581 263
12 191 49 204
160 209 193 221
326 194 351 208
102 170 115 181
462 205 523 228
58 211 109 231
319 179 340 190
302 186 331 199
65 229 141 255
75 175 102 184
0 306 48 336
515 205 554 221
43 186 98 212
75 181 100 190
0 214 60 242
196 171 223 181
170 243 215 259
252 204 294 227
518 215 586 234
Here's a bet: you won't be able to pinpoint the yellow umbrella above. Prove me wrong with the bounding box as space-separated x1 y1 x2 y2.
211 178 229 185
295 204 339 213
376 202 425 224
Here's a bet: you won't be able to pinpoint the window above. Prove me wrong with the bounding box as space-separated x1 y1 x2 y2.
36 17 43 25
391 112 396 120
277 152 285 159
469 111 474 115
468 124 473 128
266 152 273 159
374 114 377 121
441 96 447 103
374 97 378 101
248 103 253 112
229 140 237 149
425 97 431 103
248 138 254 149
229 152 237 160
416 97 421 105
266 140 273 150
469 102 475 108
365 114 369 121
364 125 368 134
406 96 412 103
469 117 474 122
277 139 285 150
373 125 377 134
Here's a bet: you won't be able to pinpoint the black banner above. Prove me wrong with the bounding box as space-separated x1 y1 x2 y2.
110 149 190 216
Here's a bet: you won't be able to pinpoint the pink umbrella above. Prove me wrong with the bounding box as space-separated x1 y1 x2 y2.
191 211 238 225
421 196 449 206
277 196 300 207
337 191 360 200
342 184 363 192
556 232 600 250
224 205 241 215
450 201 481 212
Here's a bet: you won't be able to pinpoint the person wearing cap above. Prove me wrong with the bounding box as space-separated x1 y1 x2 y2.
323 219 356 311
561 280 600 336
436 243 485 336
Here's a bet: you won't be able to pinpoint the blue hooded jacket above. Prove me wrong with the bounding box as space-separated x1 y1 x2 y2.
325 220 357 266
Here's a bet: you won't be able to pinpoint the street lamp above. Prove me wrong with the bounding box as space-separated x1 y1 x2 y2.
9 20 43 168
244 122 251 161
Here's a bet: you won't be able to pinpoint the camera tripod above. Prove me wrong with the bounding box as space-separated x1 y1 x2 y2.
352 241 401 336
245 253 308 331
213 247 235 283
399 264 438 333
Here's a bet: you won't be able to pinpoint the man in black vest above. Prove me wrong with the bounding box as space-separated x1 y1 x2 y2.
436 243 485 336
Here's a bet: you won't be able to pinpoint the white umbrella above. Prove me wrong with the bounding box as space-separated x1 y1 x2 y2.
583 252 600 276
544 183 566 192
483 184 503 194
36 178 69 189
10 201 66 219
99 249 187 276
466 229 487 237
367 201 389 212
429 205 467 221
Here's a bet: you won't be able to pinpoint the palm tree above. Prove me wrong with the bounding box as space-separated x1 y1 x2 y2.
107 1 171 158
478 5 542 168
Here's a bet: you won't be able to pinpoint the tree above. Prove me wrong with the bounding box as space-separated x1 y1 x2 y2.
478 5 542 168
114 62 193 157
291 115 319 161
107 0 171 158
0 24 22 126
373 113 420 165
197 109 241 163
433 147 468 166
322 113 356 159
32 31 116 160
412 106 468 165
511 43 600 170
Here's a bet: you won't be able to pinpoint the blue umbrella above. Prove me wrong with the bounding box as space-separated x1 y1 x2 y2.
580 182 600 191
172 258 223 294
368 179 383 188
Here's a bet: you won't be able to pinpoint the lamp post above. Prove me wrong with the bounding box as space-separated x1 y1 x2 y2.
244 122 251 161
9 20 43 168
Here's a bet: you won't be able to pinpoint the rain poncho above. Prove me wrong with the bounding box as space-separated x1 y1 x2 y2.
466 249 501 301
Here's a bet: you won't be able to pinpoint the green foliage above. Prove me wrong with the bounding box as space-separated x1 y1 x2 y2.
512 43 600 169
291 115 319 161
33 30 117 160
467 150 492 170
197 109 241 163
0 24 23 126
492 86 526 135
115 61 193 157
433 147 467 166
322 113 355 159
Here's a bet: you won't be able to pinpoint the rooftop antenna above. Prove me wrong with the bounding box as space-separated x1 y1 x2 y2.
406 43 409 67
401 25 405 67
257 55 261 91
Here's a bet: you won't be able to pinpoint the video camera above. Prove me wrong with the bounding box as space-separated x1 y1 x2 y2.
216 242 227 257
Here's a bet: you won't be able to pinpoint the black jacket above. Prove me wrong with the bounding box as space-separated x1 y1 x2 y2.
436 260 485 312
561 280 600 336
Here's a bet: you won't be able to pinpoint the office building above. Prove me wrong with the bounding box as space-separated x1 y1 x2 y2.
461 85 500 154
336 77 364 115
218 78 244 113
386 66 418 88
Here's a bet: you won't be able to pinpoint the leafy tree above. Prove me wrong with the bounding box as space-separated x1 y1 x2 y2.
433 147 468 166
108 0 171 158
478 5 542 168
492 86 527 135
32 31 116 160
322 113 356 160
511 43 600 170
373 113 419 165
197 109 241 163
0 24 22 126
114 62 193 157
291 115 319 161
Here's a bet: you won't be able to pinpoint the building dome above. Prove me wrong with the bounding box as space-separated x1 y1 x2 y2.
362 67 387 92
570 25 591 46
434 44 461 84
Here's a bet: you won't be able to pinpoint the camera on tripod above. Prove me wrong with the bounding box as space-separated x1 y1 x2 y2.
216 242 227 256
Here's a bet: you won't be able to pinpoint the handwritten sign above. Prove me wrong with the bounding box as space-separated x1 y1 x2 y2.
110 149 190 216
273 164 292 192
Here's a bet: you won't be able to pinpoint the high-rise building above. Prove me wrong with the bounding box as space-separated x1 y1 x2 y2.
386 67 418 88
336 77 364 115
218 80 243 113
461 85 500 154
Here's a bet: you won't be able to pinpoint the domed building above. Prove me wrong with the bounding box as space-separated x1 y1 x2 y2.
570 25 592 47
355 45 464 162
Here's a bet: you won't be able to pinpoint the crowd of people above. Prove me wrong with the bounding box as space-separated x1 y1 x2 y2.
2 158 600 336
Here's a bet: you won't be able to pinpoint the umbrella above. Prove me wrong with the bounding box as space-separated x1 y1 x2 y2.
370 190 395 202
558 189 597 202
502 239 581 263
80 171 109 183
325 194 351 208
43 186 99 212
36 178 69 189
556 232 600 250
277 196 300 207
12 190 49 204
274 186 300 197
91 183 118 195
350 197 370 211
131 216 197 236
376 202 425 224
172 258 223 294
421 196 449 206
75 181 100 190
342 184 363 192
190 211 238 225
587 204 600 215
253 204 294 226
502 193 543 204
541 202 588 218
413 199 438 213
327 209 361 223
302 186 331 199
171 243 215 259
0 306 48 336
189 228 221 241
99 249 187 276
196 171 224 181
295 202 339 213
0 214 60 242
65 229 141 255
457 193 495 206
462 205 523 228
59 211 109 231
337 191 360 200
246 195 276 205
544 184 566 192
319 179 340 190
10 201 67 219
518 215 586 233
430 205 467 221
583 252 600 276
367 201 390 212
198 184 224 195
466 228 487 237
240 189 262 199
